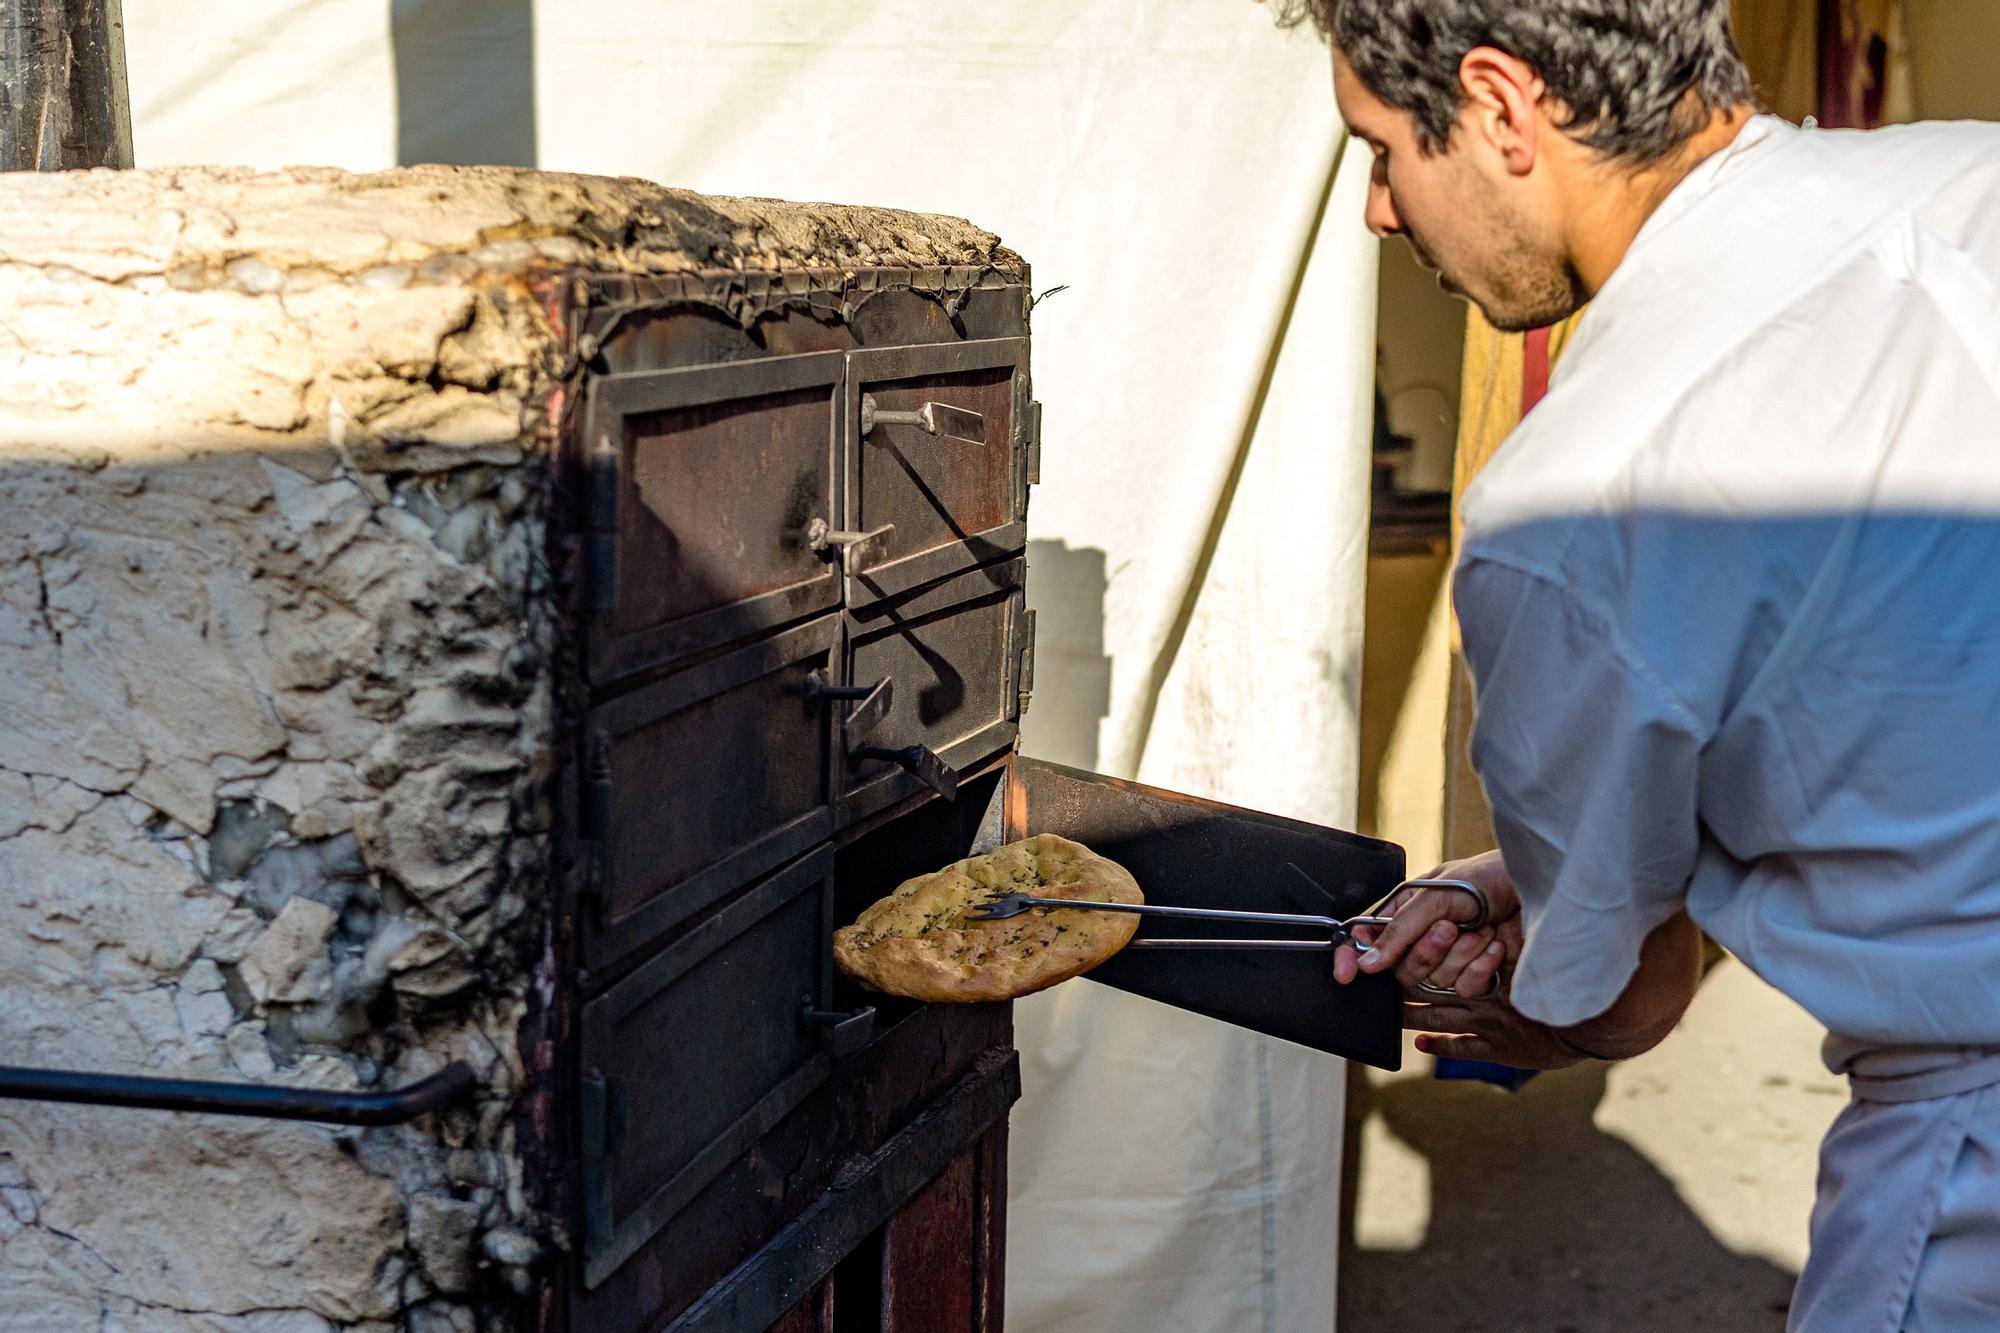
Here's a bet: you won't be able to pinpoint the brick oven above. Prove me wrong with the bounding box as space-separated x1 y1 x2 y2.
0 166 1403 1331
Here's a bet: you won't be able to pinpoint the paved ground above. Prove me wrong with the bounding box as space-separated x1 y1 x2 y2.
1340 956 1846 1331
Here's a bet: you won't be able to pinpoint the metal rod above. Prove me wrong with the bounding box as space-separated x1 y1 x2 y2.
1123 938 1336 952
994 895 1343 930
1 0 133 170
0 1060 480 1126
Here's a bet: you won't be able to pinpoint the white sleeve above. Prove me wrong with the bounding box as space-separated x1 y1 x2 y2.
1453 555 1705 1026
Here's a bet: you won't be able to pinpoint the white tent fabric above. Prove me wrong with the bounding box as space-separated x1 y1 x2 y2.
123 5 1377 1329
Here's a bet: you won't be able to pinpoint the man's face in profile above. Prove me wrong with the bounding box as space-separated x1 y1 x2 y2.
1334 53 1582 332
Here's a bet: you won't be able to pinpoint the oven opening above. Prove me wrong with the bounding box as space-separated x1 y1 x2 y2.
831 761 1012 1037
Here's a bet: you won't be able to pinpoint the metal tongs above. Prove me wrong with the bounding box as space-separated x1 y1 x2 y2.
964 866 1490 955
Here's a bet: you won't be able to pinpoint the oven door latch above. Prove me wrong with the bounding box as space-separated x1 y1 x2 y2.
801 1001 875 1058
802 517 894 576
860 394 986 448
804 673 961 801
855 742 960 801
806 672 892 743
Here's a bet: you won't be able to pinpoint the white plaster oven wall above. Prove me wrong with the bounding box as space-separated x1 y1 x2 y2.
0 170 568 1333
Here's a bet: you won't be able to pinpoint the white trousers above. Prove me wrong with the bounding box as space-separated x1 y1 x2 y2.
1790 1053 2000 1332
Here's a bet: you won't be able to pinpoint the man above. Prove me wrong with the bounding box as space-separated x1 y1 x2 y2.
1292 1 2000 1327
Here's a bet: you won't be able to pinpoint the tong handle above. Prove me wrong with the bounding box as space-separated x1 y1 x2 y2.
1368 879 1498 998
1393 879 1491 931
999 896 1340 930
1122 938 1337 952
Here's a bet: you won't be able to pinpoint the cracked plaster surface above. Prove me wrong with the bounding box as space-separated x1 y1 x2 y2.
0 165 1015 1330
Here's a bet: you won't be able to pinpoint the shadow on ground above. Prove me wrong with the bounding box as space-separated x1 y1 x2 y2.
1340 1059 1799 1331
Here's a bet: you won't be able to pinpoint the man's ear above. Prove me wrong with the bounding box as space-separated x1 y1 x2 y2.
1458 46 1544 176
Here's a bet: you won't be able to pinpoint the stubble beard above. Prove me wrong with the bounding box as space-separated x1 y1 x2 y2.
1479 249 1589 332
1415 201 1589 333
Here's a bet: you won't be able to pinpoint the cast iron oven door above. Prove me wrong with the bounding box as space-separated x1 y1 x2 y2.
582 353 844 685
839 557 1028 828
579 848 841 1289
841 338 1029 605
579 617 839 974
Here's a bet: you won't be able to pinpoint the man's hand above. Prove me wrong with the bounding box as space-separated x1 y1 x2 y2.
1403 993 1590 1069
1332 850 1702 1065
1331 849 1523 999
1408 909 1706 1067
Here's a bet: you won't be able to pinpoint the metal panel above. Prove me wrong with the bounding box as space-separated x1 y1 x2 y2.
585 353 845 683
573 1000 1011 1333
662 1048 1020 1333
843 339 1028 605
878 1126 1006 1333
1013 758 1407 1070
839 560 1025 827
583 618 837 973
581 849 838 1289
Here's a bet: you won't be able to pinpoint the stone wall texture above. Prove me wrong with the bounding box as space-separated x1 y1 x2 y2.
0 165 1013 1331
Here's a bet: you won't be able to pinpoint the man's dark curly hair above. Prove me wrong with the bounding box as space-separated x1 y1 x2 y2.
1272 0 1754 165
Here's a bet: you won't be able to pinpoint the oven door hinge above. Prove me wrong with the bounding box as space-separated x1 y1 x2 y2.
580 726 613 917
583 430 619 614
1014 608 1037 720
1015 391 1042 518
1025 399 1042 487
579 1069 627 1251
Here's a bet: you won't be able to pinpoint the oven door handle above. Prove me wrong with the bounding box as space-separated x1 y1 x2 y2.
801 1003 875 1058
861 393 985 448
805 672 894 746
854 742 960 800
0 1060 479 1126
801 518 895 575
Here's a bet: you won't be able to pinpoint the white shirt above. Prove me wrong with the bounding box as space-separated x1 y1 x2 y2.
1457 115 2000 1066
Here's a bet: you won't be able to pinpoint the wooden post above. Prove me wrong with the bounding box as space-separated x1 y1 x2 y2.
0 0 132 170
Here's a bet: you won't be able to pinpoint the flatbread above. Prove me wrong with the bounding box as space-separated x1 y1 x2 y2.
833 834 1143 1003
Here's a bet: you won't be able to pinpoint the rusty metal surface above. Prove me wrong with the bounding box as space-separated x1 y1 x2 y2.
880 1145 979 1333
557 270 1031 1331
844 340 1028 604
583 617 838 975
577 270 1027 358
840 559 1025 827
659 1047 1020 1333
974 1121 1007 1332
848 588 1012 774
575 1003 1013 1333
764 1279 832 1333
876 1119 1007 1333
584 354 844 683
580 849 837 1289
1017 758 1406 1070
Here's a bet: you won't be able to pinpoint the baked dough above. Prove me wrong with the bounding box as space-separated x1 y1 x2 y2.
833 834 1143 1002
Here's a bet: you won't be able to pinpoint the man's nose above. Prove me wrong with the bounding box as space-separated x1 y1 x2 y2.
1365 183 1403 238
